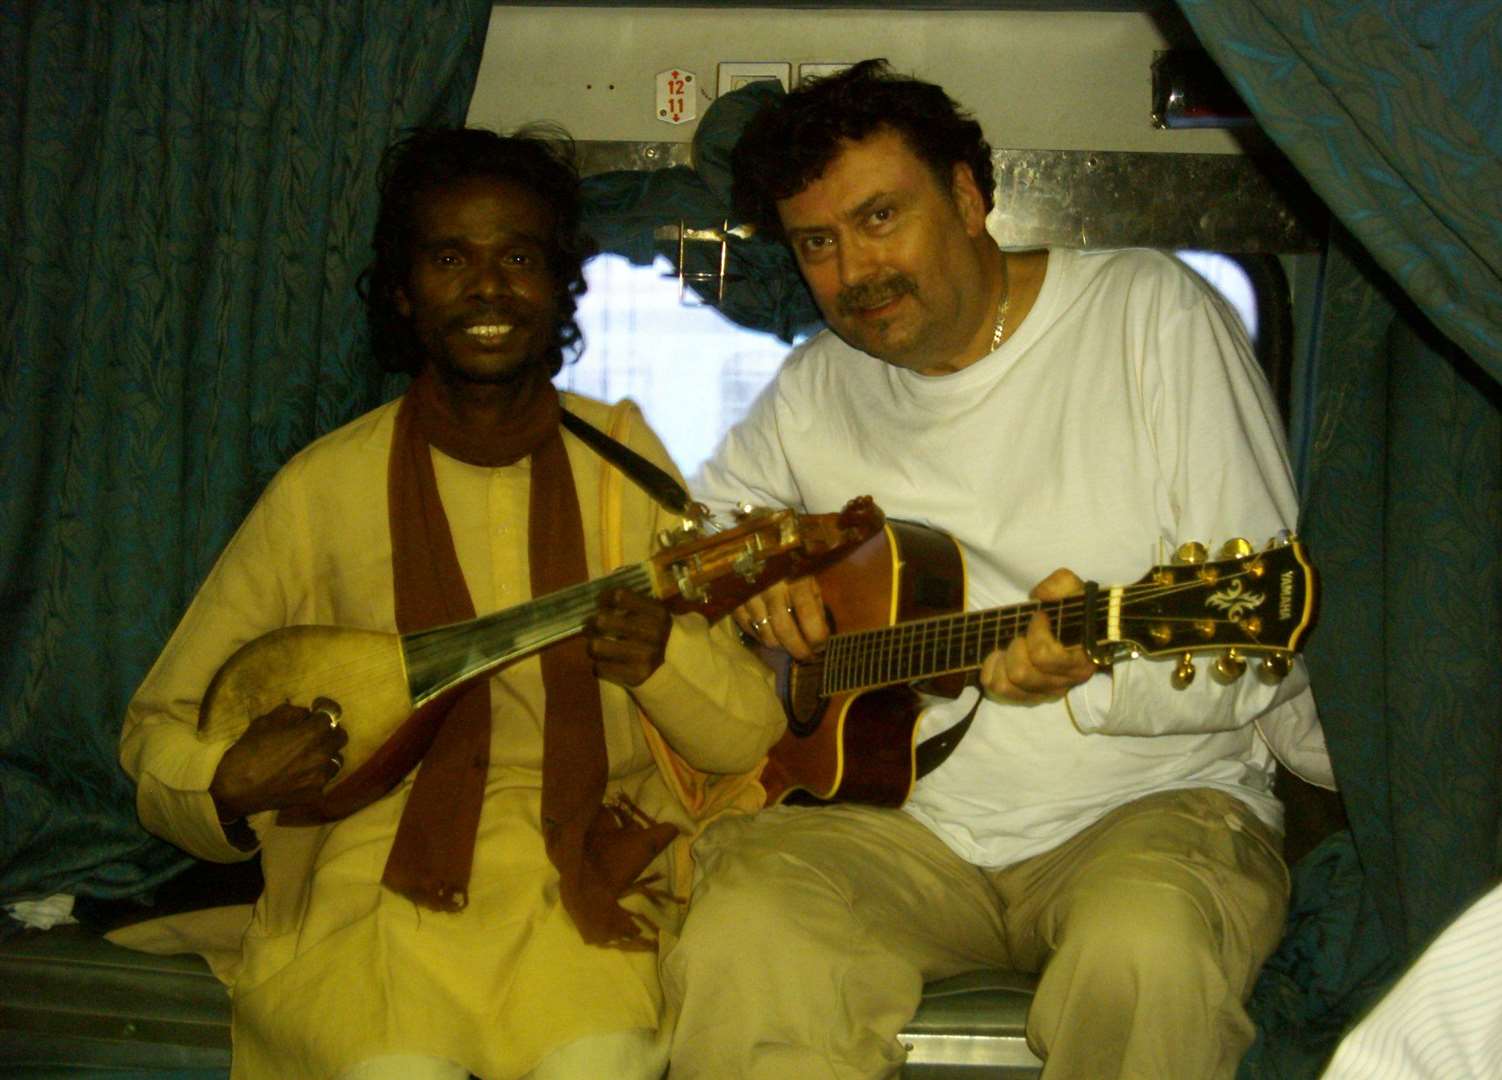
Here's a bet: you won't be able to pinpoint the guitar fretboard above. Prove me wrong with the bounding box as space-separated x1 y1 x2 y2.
821 596 1096 695
817 558 1298 696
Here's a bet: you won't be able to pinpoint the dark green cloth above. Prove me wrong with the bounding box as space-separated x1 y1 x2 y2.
1179 1 1501 381
1173 4 1502 1075
0 0 493 904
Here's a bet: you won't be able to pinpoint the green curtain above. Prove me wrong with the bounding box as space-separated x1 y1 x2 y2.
1179 1 1501 382
0 0 493 905
1172 3 1502 1075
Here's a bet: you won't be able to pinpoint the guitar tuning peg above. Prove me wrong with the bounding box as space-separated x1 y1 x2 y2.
1257 652 1293 684
1171 652 1196 689
1219 538 1253 559
1173 542 1208 565
657 523 698 549
1212 649 1247 684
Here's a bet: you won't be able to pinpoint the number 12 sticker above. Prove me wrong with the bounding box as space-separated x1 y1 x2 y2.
656 69 697 125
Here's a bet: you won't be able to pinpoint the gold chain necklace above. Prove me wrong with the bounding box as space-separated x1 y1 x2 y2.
990 252 1012 352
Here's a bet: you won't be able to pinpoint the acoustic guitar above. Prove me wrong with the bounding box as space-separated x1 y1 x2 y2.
197 498 884 823
760 519 1318 807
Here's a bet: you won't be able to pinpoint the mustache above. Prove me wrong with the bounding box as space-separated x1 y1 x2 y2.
836 275 917 316
446 304 531 331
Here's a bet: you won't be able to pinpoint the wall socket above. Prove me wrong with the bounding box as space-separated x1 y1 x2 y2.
716 61 791 98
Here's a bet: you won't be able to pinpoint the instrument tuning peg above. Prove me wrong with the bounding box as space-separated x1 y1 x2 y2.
1211 649 1247 684
1173 542 1208 565
1219 538 1253 559
1171 652 1196 689
656 520 702 549
1257 652 1293 684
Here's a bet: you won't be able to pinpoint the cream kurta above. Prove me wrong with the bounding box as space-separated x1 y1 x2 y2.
120 393 782 1080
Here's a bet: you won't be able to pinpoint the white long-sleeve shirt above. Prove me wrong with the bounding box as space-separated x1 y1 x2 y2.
695 247 1332 869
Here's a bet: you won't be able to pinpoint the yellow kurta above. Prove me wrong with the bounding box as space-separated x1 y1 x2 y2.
119 394 782 1080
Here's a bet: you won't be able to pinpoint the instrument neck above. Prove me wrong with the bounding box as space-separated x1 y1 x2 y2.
402 563 653 705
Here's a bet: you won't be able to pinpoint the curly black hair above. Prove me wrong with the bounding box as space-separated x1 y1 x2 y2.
360 125 595 377
730 60 996 240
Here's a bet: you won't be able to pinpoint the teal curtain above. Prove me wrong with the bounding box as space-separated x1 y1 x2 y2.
0 0 493 904
1173 3 1502 1075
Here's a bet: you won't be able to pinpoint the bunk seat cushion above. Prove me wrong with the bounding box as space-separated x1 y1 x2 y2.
900 968 1043 1078
1 919 1039 1078
0 920 232 1076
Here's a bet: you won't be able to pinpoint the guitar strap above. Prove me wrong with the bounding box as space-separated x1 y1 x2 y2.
560 408 707 522
913 692 983 779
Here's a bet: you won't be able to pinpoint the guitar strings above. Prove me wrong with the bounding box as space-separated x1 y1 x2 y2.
402 564 654 693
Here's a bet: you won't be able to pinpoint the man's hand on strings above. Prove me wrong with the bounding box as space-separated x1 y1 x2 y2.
732 576 827 661
979 568 1099 704
586 588 673 687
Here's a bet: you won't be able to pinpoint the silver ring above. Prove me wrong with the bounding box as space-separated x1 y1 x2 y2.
753 616 770 630
328 753 344 774
310 697 342 731
310 708 339 731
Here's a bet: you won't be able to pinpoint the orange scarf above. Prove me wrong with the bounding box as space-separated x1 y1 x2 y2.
382 368 674 946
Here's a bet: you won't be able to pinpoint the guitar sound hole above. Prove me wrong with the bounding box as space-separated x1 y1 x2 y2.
914 572 961 612
785 659 826 738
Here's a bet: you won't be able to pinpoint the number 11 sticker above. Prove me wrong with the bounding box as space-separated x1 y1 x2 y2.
656 69 697 125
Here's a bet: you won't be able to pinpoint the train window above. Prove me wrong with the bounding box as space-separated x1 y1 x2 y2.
560 253 801 477
1177 251 1259 343
560 251 1260 477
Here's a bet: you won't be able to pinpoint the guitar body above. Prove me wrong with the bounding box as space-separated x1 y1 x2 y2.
761 520 966 807
199 625 451 823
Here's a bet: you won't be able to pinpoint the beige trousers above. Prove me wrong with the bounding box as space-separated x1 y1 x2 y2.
337 1029 664 1080
663 788 1288 1080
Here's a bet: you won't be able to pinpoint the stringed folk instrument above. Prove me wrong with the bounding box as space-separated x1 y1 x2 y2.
199 498 884 824
760 519 1318 807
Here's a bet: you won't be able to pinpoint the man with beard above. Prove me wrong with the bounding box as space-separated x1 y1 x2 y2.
121 127 782 1080
664 61 1334 1079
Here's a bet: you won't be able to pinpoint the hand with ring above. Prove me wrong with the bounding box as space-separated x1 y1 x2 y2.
209 699 350 822
732 576 828 661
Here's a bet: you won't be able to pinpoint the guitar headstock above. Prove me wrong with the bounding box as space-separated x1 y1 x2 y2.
649 496 884 621
1105 537 1317 686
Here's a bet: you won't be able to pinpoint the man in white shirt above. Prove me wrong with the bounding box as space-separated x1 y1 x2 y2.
663 60 1334 1079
